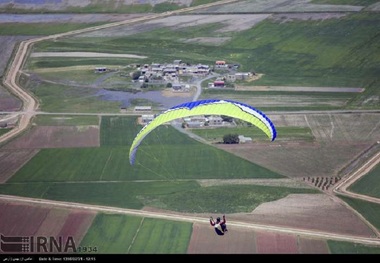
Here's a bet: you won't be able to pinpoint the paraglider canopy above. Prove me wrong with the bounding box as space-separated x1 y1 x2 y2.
129 99 276 165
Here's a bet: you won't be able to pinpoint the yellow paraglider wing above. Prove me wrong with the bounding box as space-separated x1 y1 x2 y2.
129 99 276 165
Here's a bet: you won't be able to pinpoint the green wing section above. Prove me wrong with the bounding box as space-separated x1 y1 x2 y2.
129 99 276 165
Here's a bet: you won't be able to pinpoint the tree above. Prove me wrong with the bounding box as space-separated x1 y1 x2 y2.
221 115 233 122
132 70 141 80
223 133 239 144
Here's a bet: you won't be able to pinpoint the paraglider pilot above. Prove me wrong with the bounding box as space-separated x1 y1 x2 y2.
210 215 227 235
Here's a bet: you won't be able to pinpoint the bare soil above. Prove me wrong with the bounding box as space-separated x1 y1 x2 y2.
161 88 194 98
0 199 96 254
0 149 39 183
2 125 100 149
216 141 372 178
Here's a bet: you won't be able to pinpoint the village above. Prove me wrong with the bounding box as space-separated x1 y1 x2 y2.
121 59 258 144
95 59 256 91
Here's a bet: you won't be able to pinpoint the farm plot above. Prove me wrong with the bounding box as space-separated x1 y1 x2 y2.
246 194 376 237
216 113 380 178
2 126 100 149
0 201 50 236
55 210 96 253
298 237 329 254
217 141 371 178
79 14 271 38
80 213 192 254
200 92 353 109
0 81 22 113
187 223 257 254
0 149 39 183
0 36 33 76
0 91 21 112
255 231 298 254
188 222 328 254
0 199 96 254
196 0 364 13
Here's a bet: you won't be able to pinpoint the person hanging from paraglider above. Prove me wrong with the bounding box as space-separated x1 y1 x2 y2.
210 215 227 235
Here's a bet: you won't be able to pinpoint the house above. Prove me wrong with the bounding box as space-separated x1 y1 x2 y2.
94 67 107 73
134 106 152 112
225 75 236 82
186 121 203 128
235 72 252 80
207 116 223 126
238 135 252 143
184 116 207 123
215 61 226 66
172 83 183 91
141 114 155 123
213 80 225 87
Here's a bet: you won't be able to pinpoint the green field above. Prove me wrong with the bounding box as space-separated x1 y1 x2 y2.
0 115 324 213
26 57 138 70
348 164 380 199
30 13 379 89
33 115 99 126
328 240 380 254
311 0 379 5
0 180 318 213
339 196 380 231
19 78 121 113
199 88 356 111
79 213 192 254
0 128 11 136
7 116 284 182
22 12 379 113
0 23 105 35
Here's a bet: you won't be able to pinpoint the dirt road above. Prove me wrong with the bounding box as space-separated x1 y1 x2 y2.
0 194 379 246
333 146 380 204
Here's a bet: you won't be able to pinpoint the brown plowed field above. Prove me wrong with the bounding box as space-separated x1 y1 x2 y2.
255 231 298 254
245 194 374 237
187 223 330 253
0 200 96 254
298 237 329 254
2 126 99 149
0 149 39 183
187 223 257 254
216 142 372 178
